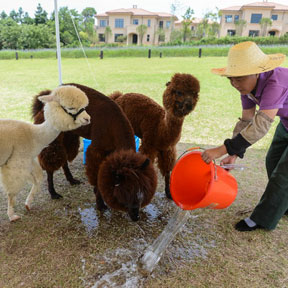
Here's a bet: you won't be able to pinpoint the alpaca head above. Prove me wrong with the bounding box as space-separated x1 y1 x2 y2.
163 73 200 118
98 150 157 221
39 85 90 131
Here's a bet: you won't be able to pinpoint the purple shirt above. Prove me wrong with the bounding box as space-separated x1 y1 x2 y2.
241 67 288 131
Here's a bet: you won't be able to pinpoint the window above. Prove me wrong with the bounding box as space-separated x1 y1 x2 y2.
225 15 233 23
147 19 151 27
250 14 262 23
99 20 107 27
159 21 163 29
114 33 123 42
249 30 259 37
191 26 195 31
166 21 171 29
133 19 139 25
158 34 165 42
147 34 150 42
271 14 278 21
115 18 124 28
269 31 276 36
227 30 236 36
234 15 239 23
98 34 105 42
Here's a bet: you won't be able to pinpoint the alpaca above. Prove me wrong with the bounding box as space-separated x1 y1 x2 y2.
32 83 157 221
110 73 200 199
0 85 90 221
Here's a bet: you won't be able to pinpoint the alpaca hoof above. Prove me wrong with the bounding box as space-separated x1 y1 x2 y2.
25 204 30 212
97 203 108 211
10 215 21 222
69 178 81 185
51 192 63 199
165 187 172 200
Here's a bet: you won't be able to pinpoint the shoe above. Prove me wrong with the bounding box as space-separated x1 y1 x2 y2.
235 219 263 232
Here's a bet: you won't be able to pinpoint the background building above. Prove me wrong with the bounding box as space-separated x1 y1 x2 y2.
95 6 177 45
219 1 288 37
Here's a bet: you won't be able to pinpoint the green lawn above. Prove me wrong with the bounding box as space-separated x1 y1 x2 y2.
1 57 286 149
1 57 288 287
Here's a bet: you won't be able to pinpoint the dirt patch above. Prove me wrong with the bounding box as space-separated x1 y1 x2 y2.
1 143 288 288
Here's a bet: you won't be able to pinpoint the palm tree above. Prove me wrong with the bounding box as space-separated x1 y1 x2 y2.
136 24 147 45
260 17 272 36
104 26 112 43
235 19 247 36
181 7 194 42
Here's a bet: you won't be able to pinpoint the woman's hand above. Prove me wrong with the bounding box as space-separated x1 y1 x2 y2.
220 155 238 169
201 145 227 164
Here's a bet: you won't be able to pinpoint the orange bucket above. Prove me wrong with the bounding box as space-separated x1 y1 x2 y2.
170 150 238 210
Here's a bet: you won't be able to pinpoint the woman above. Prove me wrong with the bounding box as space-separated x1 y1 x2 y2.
202 41 288 232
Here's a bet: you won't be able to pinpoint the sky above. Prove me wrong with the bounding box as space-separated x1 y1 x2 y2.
1 0 288 19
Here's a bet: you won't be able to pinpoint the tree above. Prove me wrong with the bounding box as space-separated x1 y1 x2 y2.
81 7 97 44
22 12 34 25
260 17 272 36
104 26 112 43
235 19 247 36
34 3 48 25
9 10 19 23
136 24 147 45
54 7 83 46
18 24 55 49
0 18 21 49
156 28 165 43
199 10 220 38
17 7 24 23
0 11 7 20
181 7 194 42
81 7 96 30
170 1 181 31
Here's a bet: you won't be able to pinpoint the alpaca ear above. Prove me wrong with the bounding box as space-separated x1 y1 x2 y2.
140 158 150 169
38 94 55 103
166 81 171 87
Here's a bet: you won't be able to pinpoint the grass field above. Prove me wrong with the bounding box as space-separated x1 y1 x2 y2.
0 57 288 288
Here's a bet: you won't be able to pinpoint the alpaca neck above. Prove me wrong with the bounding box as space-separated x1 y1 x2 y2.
32 120 60 156
160 112 184 145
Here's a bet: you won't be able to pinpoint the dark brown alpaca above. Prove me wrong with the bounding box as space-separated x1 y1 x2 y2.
32 84 157 221
110 73 200 198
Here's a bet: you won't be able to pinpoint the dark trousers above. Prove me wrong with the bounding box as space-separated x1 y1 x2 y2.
250 121 288 230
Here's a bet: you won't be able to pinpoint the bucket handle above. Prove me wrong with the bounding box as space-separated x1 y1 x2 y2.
176 147 219 181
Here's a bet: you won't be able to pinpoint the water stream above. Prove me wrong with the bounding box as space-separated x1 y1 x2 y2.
138 206 190 275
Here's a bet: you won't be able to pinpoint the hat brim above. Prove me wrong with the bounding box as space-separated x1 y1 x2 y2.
211 53 286 77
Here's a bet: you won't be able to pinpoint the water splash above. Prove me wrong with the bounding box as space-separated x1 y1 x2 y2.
138 206 190 274
78 206 99 234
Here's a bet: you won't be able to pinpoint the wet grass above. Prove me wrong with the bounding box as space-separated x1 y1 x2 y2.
1 144 288 287
0 57 288 287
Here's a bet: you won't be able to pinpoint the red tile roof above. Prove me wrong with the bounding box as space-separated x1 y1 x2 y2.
96 8 175 18
221 2 288 11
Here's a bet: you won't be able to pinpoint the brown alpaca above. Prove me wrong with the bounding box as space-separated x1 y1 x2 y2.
32 83 157 221
110 73 200 199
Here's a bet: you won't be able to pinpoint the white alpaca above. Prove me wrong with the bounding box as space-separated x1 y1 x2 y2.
0 85 90 221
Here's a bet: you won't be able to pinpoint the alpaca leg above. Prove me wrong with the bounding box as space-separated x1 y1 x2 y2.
47 171 63 199
157 147 177 199
7 193 20 222
25 160 44 211
94 186 107 211
164 173 172 199
62 161 81 185
1 164 28 221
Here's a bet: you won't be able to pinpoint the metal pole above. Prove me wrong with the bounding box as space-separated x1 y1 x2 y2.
54 0 62 85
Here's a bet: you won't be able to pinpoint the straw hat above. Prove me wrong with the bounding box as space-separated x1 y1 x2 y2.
211 41 286 77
